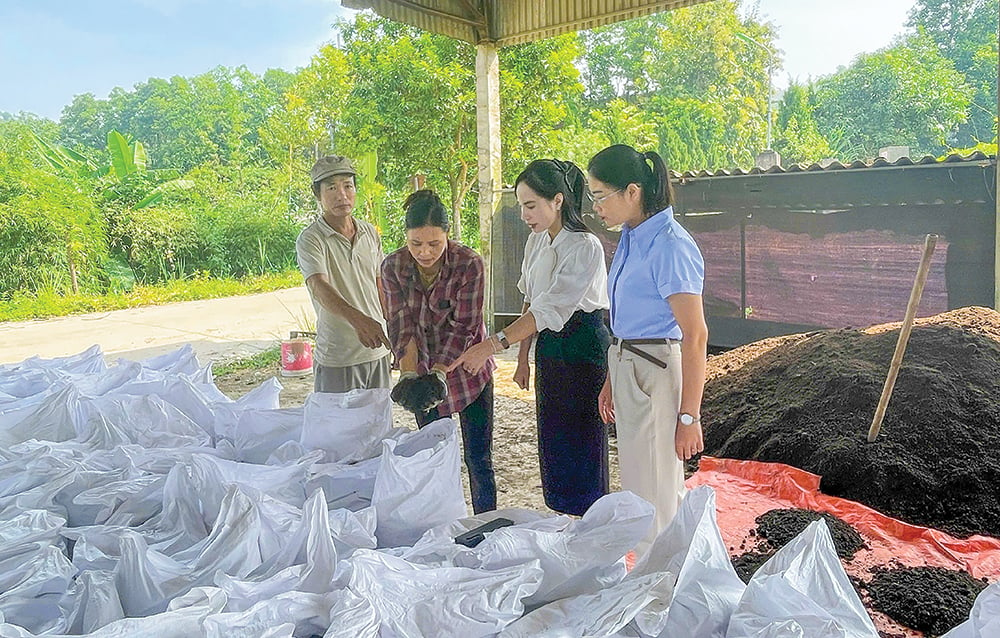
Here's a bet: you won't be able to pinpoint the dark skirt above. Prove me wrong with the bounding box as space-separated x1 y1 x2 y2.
535 309 611 516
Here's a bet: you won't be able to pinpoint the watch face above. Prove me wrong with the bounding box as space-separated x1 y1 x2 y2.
679 413 694 426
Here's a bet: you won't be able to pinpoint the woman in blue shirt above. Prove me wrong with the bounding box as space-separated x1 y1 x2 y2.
588 144 708 553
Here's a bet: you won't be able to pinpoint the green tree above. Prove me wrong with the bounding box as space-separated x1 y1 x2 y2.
772 82 835 165
813 33 971 157
907 0 998 148
580 1 778 169
0 119 107 297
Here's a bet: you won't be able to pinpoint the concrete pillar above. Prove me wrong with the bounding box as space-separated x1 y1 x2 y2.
878 146 910 163
755 149 781 171
476 42 501 331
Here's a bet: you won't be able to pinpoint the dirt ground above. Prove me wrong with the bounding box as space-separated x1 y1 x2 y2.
215 357 623 514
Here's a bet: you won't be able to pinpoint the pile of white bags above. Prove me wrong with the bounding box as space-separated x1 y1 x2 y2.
0 345 886 637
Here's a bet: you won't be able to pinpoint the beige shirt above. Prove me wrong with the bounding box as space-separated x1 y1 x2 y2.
296 216 389 367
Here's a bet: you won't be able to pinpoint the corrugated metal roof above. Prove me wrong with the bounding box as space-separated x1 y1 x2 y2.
342 0 711 46
673 151 996 179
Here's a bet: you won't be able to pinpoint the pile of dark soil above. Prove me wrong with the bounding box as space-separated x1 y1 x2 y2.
701 307 1000 537
866 566 988 636
756 508 867 559
729 508 867 583
731 550 774 583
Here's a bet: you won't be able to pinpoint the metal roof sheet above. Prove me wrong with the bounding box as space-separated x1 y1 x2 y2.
342 0 711 46
673 151 996 179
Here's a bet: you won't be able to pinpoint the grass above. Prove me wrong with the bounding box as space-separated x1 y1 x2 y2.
0 271 303 323
213 344 282 377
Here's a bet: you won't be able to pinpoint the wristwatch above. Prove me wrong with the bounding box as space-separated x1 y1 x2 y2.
678 413 700 426
495 330 511 350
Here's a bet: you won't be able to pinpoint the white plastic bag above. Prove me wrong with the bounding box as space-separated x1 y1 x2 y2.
629 485 745 638
499 572 671 638
457 491 654 606
233 407 304 464
371 418 466 548
300 389 392 463
347 548 544 637
63 570 125 634
724 520 878 638
938 581 1000 638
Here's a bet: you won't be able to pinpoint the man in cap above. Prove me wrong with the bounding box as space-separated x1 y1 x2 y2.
295 155 392 392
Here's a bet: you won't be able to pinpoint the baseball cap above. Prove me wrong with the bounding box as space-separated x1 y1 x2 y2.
310 155 357 184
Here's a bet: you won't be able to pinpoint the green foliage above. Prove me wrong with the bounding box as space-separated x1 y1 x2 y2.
814 33 971 157
59 66 282 171
0 271 302 322
580 1 779 169
165 163 303 279
213 345 282 377
772 82 835 165
0 119 107 298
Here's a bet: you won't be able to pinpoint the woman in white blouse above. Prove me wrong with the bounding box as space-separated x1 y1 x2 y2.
450 159 611 515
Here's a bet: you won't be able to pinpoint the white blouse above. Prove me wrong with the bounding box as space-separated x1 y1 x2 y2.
517 229 610 333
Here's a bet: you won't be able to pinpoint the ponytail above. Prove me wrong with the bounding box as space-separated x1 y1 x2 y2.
589 144 674 218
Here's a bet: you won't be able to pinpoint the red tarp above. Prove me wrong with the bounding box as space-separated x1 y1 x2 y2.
687 456 1000 636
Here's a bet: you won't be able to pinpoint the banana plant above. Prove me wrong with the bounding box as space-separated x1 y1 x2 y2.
355 150 387 234
33 129 192 209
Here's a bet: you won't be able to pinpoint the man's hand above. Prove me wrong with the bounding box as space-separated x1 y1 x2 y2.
349 311 390 350
675 420 704 461
513 360 530 390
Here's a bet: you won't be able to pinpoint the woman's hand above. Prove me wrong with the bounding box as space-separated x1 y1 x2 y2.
513 360 530 390
447 338 495 375
675 420 704 461
598 375 615 424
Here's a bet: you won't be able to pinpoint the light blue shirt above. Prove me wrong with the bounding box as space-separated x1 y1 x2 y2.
608 206 704 340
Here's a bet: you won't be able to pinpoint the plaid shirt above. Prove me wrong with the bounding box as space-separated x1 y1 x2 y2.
381 241 495 416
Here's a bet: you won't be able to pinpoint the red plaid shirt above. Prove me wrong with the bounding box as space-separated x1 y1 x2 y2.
381 241 495 416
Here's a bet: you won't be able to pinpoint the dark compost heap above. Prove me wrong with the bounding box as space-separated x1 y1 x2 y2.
701 307 1000 538
730 508 867 583
755 508 867 559
866 566 988 636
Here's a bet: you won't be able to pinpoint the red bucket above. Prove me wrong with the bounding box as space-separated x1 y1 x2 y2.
280 339 313 377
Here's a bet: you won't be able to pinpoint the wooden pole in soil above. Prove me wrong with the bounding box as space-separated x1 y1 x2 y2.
868 234 938 443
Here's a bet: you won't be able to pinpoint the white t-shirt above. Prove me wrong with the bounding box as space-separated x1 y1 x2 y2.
517 229 610 333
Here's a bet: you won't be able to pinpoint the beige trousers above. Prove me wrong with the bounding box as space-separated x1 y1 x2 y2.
608 341 685 554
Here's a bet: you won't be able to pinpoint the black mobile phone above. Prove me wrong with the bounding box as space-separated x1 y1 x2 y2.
453 517 515 548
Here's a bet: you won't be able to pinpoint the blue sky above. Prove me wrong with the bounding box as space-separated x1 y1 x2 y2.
1 0 916 120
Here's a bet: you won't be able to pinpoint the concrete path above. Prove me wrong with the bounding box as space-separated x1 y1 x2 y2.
0 287 314 366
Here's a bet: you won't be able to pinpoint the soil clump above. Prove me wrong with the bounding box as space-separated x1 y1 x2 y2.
866 566 988 636
730 508 866 583
700 307 1000 537
755 508 867 559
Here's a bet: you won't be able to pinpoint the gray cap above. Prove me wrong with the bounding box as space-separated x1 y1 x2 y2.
310 155 357 184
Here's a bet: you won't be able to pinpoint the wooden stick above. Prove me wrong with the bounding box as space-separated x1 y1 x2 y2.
868 234 939 443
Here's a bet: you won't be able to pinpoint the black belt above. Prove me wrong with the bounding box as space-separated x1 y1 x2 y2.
610 337 678 346
611 337 679 369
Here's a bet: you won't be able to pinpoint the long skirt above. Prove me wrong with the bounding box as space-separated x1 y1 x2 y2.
535 309 611 515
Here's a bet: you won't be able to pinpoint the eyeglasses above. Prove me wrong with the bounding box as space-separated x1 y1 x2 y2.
587 189 622 206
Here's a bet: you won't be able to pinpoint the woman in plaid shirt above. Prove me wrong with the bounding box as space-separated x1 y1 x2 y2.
380 190 497 513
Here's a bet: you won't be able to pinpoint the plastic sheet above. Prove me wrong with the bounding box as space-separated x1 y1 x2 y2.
688 457 1000 580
